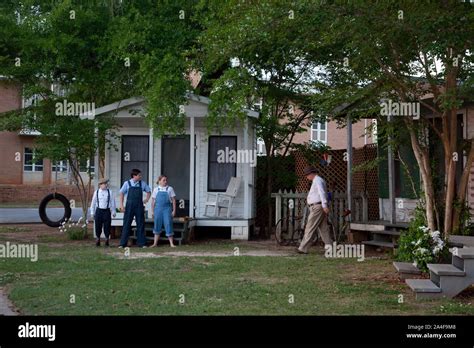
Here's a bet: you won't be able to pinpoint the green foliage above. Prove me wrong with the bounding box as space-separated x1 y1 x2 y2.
64 226 88 241
293 141 331 168
396 204 448 272
453 199 474 236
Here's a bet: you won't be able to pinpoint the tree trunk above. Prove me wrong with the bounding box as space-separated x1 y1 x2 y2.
444 158 456 236
452 141 474 233
407 125 437 231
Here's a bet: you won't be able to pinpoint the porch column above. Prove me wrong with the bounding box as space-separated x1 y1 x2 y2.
189 116 195 218
148 127 154 217
243 118 250 219
346 115 352 222
387 114 396 224
94 126 99 189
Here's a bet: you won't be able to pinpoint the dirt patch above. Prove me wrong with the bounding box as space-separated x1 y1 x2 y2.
110 249 294 259
0 287 19 315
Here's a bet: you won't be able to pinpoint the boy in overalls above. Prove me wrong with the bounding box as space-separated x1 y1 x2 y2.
150 175 177 248
119 169 151 248
90 178 116 247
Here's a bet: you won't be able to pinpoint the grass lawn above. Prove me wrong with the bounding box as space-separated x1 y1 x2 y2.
0 224 473 315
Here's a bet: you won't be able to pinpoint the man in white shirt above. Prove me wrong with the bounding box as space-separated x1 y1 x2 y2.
297 166 333 254
90 178 116 247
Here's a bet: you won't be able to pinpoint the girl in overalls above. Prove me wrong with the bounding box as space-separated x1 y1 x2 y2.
150 175 177 248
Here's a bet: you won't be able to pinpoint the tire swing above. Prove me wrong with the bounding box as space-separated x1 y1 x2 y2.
39 170 72 227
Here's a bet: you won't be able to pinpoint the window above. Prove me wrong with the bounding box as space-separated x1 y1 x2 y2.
24 148 43 172
79 158 95 173
208 136 237 192
52 160 68 172
311 122 327 144
257 138 266 156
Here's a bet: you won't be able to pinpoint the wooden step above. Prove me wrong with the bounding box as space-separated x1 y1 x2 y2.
362 240 395 248
427 263 465 276
406 279 441 293
372 230 401 236
393 261 421 275
450 247 474 259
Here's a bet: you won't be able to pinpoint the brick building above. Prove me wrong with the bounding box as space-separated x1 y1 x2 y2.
0 78 91 203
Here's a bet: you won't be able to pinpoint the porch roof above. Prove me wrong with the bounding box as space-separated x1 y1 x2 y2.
91 93 259 119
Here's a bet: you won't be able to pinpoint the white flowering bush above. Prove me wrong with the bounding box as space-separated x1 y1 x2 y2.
396 225 448 273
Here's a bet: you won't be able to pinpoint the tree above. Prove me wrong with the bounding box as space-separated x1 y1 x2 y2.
196 0 338 237
0 1 124 229
0 0 206 226
311 1 474 237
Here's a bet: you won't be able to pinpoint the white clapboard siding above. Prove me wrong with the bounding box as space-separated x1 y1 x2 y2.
194 126 246 218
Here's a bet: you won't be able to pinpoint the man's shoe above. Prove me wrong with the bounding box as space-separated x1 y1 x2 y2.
96 240 100 247
105 240 110 247
118 245 124 249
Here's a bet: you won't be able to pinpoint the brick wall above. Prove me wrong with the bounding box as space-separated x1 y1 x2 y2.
0 81 23 184
292 119 375 150
0 80 21 113
0 184 93 205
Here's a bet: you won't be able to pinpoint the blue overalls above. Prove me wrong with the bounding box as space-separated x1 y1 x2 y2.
153 186 174 237
120 180 146 247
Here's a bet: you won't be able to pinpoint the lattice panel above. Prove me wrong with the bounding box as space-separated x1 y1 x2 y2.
294 144 379 221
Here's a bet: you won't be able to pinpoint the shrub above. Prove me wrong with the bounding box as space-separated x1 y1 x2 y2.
396 204 448 272
65 226 88 240
59 218 89 240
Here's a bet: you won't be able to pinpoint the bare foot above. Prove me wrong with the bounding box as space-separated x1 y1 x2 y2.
150 244 157 248
170 244 176 248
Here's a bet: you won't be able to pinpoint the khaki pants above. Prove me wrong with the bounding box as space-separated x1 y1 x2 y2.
298 204 332 253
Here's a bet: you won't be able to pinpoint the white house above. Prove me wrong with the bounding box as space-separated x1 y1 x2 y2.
92 94 259 240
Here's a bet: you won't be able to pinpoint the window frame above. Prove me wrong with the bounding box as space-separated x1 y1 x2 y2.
23 147 43 172
207 135 237 192
311 121 328 144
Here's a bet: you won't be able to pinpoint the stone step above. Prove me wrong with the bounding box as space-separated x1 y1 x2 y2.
406 279 441 293
449 247 474 259
448 235 474 248
362 240 395 248
393 261 422 275
427 263 465 276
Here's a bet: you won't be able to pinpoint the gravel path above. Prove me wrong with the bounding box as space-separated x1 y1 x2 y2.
0 288 18 315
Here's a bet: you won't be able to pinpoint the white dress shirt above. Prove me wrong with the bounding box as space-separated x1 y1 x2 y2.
151 185 176 201
307 175 328 208
90 188 117 215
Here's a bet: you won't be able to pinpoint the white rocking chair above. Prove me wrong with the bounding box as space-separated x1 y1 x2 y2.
204 177 242 218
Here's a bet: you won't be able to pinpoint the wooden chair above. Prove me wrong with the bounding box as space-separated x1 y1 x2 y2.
204 177 242 218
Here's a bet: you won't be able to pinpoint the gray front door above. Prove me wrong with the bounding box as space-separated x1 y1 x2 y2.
161 136 190 216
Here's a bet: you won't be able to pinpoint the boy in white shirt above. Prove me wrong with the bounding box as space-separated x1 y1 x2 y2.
90 178 116 247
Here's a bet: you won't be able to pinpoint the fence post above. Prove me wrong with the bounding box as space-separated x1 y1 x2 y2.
275 189 282 226
362 192 368 222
